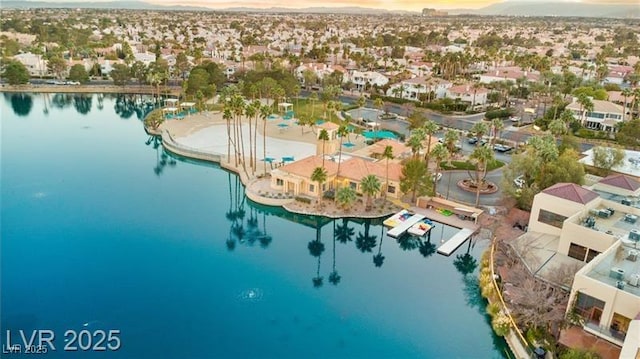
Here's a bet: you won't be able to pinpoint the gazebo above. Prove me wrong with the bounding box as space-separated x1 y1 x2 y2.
180 102 196 115
278 102 293 113
164 98 179 107
162 107 179 119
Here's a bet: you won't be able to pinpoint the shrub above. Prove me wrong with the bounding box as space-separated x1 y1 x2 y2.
295 196 312 204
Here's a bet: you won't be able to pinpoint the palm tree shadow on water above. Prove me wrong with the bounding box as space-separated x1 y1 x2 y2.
8 93 33 117
308 217 325 288
355 219 377 253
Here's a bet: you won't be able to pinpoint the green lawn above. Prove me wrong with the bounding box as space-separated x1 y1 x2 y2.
440 160 505 171
290 98 354 123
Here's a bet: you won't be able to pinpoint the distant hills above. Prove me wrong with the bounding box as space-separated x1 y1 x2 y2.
2 0 638 18
447 2 640 18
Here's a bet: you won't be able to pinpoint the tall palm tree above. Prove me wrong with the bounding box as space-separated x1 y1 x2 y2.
360 175 381 211
309 92 318 118
430 143 449 196
223 107 233 163
469 145 495 208
422 119 439 170
408 128 426 159
318 129 329 167
335 123 349 192
443 129 460 159
374 97 384 116
356 95 366 121
311 166 328 208
621 88 632 122
490 118 504 145
259 105 271 174
470 121 489 145
245 103 257 172
382 145 394 199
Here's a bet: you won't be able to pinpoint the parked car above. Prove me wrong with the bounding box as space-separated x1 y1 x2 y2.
510 116 521 122
467 137 487 146
493 144 513 152
432 172 442 182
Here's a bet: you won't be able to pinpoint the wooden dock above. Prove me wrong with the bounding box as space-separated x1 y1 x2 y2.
387 214 425 238
437 228 475 256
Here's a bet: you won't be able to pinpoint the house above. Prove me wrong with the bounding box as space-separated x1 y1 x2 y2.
446 84 489 106
566 98 624 132
13 53 47 77
347 70 389 91
604 65 634 85
521 178 640 349
270 154 404 200
478 67 540 84
385 76 451 101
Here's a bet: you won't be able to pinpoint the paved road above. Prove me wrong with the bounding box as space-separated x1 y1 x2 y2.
439 169 506 207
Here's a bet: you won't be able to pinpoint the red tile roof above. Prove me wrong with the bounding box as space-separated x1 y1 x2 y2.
599 174 640 191
542 183 599 204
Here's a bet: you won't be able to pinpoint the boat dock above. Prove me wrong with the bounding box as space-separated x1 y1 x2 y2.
437 228 476 256
387 214 425 238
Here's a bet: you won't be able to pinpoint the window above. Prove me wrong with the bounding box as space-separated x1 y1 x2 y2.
586 249 600 263
309 184 315 192
568 243 587 261
610 313 631 340
538 209 567 228
574 292 605 324
349 182 357 190
276 179 284 186
387 185 396 194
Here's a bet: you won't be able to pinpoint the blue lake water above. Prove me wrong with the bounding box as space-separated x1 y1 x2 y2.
1 93 508 358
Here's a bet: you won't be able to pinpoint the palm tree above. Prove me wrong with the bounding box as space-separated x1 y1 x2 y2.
408 128 426 159
336 186 356 210
223 107 233 163
443 129 460 159
311 166 328 208
400 158 431 203
490 118 504 145
318 129 329 167
360 175 381 211
422 119 439 170
259 105 271 174
621 88 632 122
469 145 495 208
309 92 318 118
430 143 449 196
374 97 384 116
335 122 349 191
382 145 394 199
576 93 594 125
470 121 489 144
356 95 366 121
245 103 257 172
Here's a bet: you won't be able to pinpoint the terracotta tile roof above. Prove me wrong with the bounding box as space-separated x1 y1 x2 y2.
367 139 410 156
278 155 338 178
542 183 599 204
599 174 640 191
338 157 402 182
317 122 339 131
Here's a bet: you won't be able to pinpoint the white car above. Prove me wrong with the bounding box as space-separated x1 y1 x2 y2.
432 172 442 182
510 116 521 122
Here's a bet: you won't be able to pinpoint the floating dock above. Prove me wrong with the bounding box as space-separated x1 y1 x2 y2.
407 218 435 237
387 214 425 238
437 228 475 256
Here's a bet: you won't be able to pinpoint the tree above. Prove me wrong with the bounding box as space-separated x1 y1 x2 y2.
2 60 29 85
374 97 384 114
311 166 328 208
490 118 504 145
422 119 439 170
430 143 449 196
360 175 381 211
110 63 131 87
175 52 190 80
318 129 329 167
382 145 394 199
591 146 625 176
144 110 164 130
408 127 426 159
335 123 349 189
68 64 89 84
336 186 356 210
400 159 432 203
469 145 495 208
186 68 210 95
470 121 489 144
47 56 67 79
443 129 460 156
616 118 640 148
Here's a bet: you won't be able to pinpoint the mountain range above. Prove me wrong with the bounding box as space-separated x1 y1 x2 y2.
2 0 638 18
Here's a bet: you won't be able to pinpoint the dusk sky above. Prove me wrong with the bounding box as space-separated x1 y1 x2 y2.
38 0 638 11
